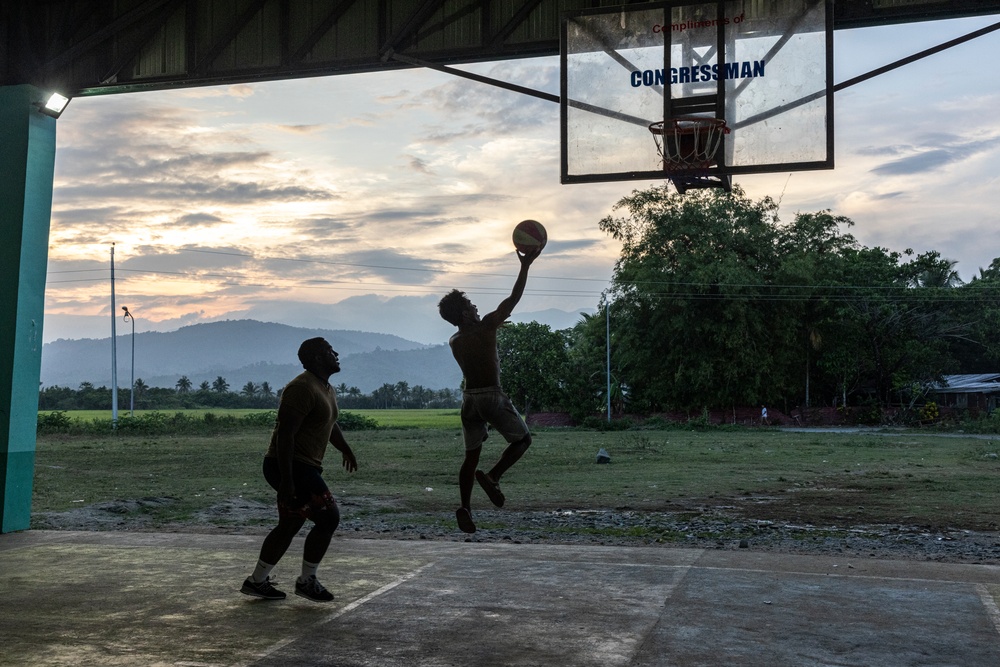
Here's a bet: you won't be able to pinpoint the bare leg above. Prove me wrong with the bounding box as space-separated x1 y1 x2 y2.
487 434 531 482
456 445 481 533
459 444 482 510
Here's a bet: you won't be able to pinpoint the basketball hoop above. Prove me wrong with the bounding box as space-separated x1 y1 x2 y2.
648 116 730 171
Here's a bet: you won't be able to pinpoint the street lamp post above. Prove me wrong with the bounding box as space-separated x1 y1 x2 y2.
122 306 135 416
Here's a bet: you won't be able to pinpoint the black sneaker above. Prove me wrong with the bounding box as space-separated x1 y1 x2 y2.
295 576 334 602
241 576 286 600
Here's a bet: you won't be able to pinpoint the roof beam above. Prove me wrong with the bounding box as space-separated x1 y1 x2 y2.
288 0 360 64
98 0 187 85
379 0 449 59
192 0 269 74
43 0 176 70
488 0 543 48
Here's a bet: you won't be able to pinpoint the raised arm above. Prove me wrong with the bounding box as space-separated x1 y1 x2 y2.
484 248 541 326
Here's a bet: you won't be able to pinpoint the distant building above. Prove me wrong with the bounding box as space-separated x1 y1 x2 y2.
929 374 1000 414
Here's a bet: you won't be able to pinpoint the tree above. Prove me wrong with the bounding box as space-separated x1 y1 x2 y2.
909 251 963 288
176 376 192 393
599 185 788 411
371 383 397 409
936 256 1000 374
558 312 612 420
394 381 410 408
212 376 229 393
816 247 975 407
589 183 983 413
497 321 568 417
260 382 274 398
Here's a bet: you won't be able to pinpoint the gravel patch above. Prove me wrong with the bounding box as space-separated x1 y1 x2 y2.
31 497 1000 565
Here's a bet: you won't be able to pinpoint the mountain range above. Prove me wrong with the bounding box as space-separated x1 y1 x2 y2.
40 320 461 393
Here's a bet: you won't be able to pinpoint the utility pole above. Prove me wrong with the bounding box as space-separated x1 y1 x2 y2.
122 306 135 416
606 301 611 422
110 244 118 428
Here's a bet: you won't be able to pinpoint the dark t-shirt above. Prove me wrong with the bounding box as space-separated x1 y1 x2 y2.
264 371 339 468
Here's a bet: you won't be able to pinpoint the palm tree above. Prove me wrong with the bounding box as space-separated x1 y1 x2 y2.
394 381 411 407
133 378 149 399
212 376 229 393
242 381 259 397
198 381 211 392
176 376 192 393
259 382 274 398
970 258 1000 283
913 256 963 288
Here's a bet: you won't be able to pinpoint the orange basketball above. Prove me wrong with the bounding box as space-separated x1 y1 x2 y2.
512 219 547 254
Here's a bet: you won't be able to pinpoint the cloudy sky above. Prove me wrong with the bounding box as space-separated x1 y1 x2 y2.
43 15 1000 346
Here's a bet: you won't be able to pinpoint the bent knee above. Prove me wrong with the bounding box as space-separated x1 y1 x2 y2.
312 507 340 534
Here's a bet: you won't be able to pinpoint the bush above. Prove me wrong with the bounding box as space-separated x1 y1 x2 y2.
37 411 73 434
856 404 883 426
920 401 940 422
580 415 634 431
241 411 277 428
686 409 712 430
636 415 680 430
337 411 380 431
955 410 1000 434
36 411 281 436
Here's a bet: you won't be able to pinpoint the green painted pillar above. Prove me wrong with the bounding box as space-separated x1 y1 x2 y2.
0 85 56 533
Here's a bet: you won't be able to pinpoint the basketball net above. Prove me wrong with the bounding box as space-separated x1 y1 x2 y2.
649 117 731 193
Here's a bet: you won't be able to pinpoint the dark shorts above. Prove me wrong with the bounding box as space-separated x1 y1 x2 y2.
263 456 337 521
460 386 530 451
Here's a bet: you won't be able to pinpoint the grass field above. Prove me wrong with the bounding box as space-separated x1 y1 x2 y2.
38 408 460 429
31 420 1000 533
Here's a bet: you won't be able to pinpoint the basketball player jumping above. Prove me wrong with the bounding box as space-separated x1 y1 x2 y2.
437 246 542 533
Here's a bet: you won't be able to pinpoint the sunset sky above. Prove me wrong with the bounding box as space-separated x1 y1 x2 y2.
43 15 1000 346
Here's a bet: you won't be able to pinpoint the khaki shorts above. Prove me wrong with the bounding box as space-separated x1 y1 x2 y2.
460 387 530 450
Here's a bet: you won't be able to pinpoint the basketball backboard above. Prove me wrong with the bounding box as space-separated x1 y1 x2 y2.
560 0 833 189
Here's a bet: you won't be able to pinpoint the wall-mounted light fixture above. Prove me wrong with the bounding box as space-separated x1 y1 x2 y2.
36 92 71 118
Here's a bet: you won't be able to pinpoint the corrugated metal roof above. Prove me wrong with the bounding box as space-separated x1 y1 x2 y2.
4 0 1000 97
931 374 1000 393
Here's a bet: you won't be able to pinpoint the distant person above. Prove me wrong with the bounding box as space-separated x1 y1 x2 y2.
761 406 768 425
240 337 358 602
437 246 541 533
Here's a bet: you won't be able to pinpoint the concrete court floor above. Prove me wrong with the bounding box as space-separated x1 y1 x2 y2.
1 530 998 667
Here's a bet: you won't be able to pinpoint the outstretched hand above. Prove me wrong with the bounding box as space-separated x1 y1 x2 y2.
517 246 542 266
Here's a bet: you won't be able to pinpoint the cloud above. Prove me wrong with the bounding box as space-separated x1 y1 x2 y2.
51 205 125 225
176 212 225 226
274 124 325 134
872 148 963 175
870 136 1000 176
411 69 556 141
854 145 910 157
405 154 433 174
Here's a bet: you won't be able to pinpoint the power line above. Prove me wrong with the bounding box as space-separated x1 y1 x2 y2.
44 247 1000 301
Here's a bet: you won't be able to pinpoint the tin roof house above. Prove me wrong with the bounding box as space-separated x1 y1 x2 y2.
929 374 1000 414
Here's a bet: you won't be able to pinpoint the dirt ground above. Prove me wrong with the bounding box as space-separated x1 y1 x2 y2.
29 416 1000 565
31 491 1000 566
